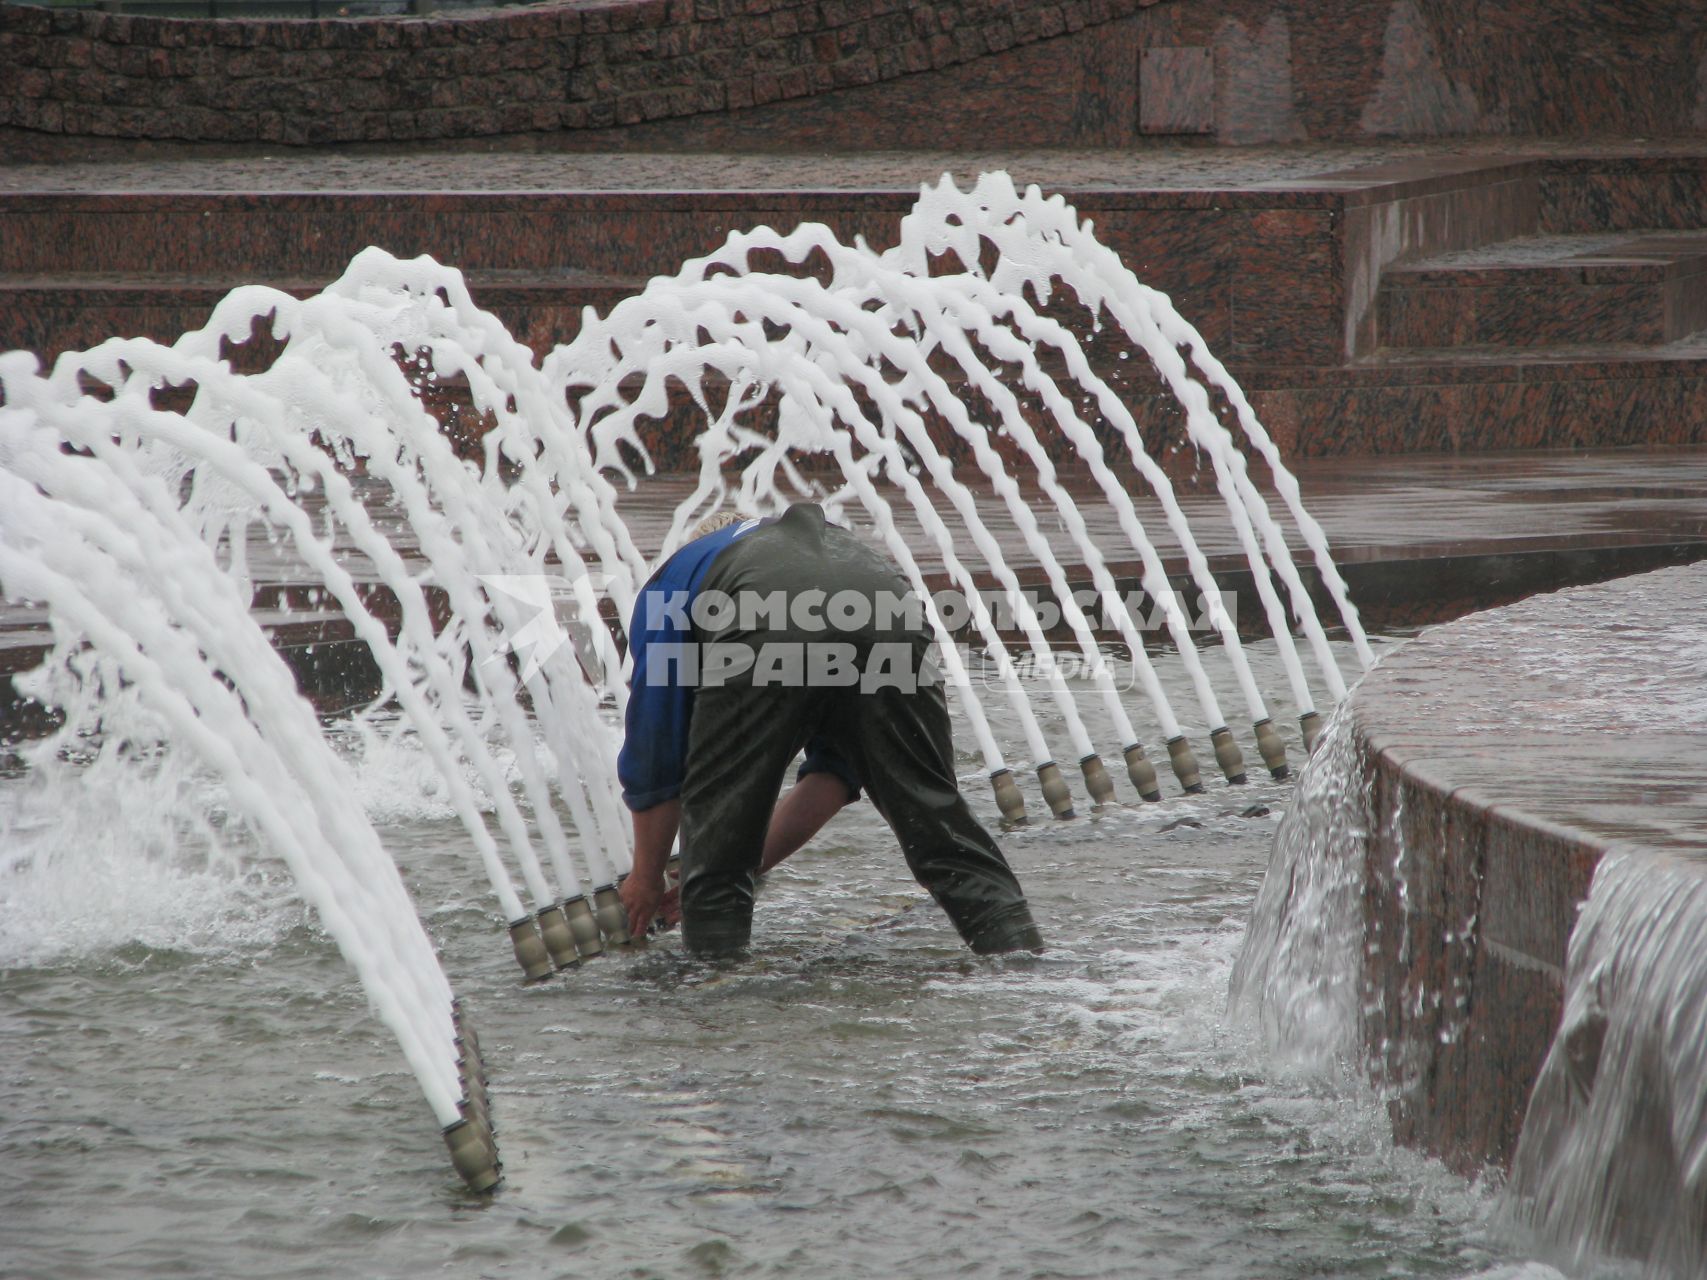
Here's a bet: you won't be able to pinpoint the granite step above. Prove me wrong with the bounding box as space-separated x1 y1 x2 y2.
1377 231 1707 351
0 267 649 363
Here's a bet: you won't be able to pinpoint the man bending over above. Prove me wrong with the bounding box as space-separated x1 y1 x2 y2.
617 503 1043 958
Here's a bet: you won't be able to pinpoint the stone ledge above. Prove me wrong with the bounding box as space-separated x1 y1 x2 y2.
1336 561 1707 1172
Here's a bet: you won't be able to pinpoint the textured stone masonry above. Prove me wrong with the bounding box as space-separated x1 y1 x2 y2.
5 0 1707 149
0 0 1164 146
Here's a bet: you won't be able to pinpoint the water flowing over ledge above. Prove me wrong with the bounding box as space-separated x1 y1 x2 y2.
1231 561 1707 1276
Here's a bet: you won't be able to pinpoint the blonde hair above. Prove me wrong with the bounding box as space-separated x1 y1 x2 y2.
692 510 752 538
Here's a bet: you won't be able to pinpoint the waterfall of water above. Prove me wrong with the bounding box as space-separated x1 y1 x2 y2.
1507 849 1707 1275
1226 708 1371 1073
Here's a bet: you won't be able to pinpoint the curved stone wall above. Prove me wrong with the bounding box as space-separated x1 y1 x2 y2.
3 0 1706 150
1329 561 1707 1198
0 0 1161 147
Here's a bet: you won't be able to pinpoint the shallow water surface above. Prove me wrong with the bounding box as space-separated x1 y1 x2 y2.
1 641 1548 1279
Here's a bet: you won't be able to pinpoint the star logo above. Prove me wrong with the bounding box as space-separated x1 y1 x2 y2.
479 572 610 683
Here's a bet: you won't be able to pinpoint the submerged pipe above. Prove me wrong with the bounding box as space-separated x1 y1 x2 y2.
507 916 554 983
1299 710 1323 753
1079 754 1117 810
1036 761 1076 820
1210 726 1248 785
535 903 580 970
1166 735 1205 794
1122 743 1162 802
990 768 1027 826
1252 717 1289 780
561 893 605 959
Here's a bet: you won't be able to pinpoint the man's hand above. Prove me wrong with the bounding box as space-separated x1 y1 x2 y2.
621 871 665 937
657 883 682 928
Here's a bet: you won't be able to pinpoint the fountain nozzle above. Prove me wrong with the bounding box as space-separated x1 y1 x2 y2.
1299 709 1323 752
592 882 633 947
1078 754 1117 810
1122 743 1162 802
442 1115 502 1194
990 768 1027 826
507 916 554 983
1166 736 1205 794
535 903 580 970
1252 718 1289 780
1036 761 1076 819
1210 726 1247 785
561 893 605 959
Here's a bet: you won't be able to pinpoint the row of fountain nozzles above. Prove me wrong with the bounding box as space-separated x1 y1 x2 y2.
991 711 1322 822
442 999 502 1194
457 864 678 1189
507 857 680 983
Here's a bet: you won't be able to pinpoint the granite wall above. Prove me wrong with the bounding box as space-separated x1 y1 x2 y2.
1323 564 1707 1177
4 0 1707 151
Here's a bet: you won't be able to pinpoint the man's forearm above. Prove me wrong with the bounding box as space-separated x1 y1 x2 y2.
632 799 681 882
759 773 854 874
622 799 681 934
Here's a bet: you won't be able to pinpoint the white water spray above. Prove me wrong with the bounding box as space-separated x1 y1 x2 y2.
1 170 1362 1187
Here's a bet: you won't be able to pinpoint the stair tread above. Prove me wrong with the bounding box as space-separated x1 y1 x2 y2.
1386 231 1707 286
1365 328 1707 367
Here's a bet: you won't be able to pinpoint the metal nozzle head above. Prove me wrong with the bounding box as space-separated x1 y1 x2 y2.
1122 743 1162 802
507 916 554 983
443 1116 502 1194
990 768 1027 827
1036 761 1076 820
535 904 580 970
1166 735 1205 794
1078 754 1117 810
1299 709 1323 753
1209 726 1247 785
561 894 605 959
1252 717 1289 780
591 883 633 948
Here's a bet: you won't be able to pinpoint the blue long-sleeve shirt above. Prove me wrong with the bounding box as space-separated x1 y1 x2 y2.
617 521 757 811
617 515 863 811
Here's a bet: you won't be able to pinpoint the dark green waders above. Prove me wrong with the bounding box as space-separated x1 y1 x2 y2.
674 503 1043 958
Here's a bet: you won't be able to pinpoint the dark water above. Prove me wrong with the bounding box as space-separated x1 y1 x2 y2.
1 640 1555 1280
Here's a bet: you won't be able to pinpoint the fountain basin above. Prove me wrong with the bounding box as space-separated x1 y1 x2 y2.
1295 562 1707 1252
